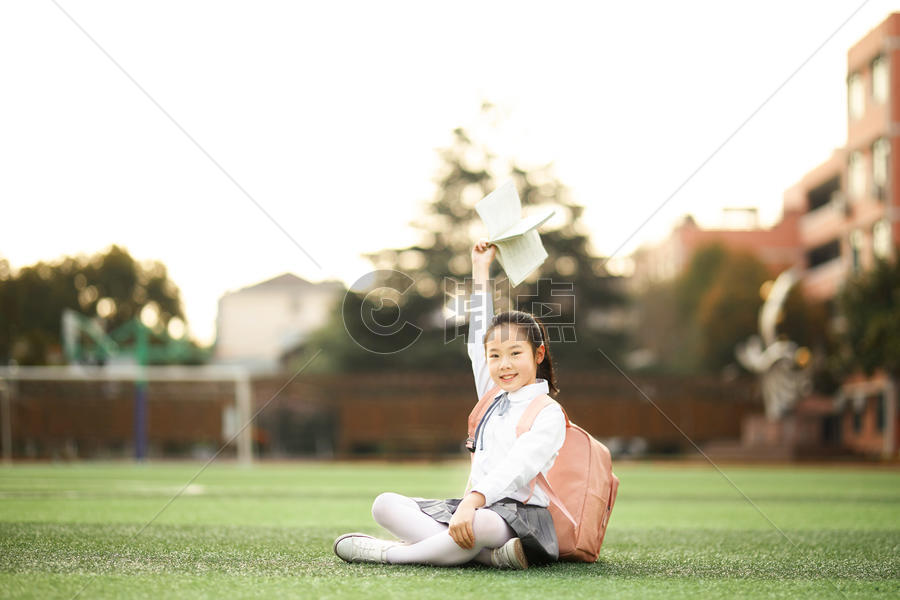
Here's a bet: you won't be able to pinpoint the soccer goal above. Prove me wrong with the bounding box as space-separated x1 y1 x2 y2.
0 365 254 464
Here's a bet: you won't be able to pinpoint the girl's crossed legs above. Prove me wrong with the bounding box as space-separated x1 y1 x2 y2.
370 492 515 566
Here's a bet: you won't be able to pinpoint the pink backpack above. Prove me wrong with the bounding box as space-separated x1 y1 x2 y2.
467 386 619 562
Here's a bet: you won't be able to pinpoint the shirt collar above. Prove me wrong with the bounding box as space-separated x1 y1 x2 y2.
494 378 549 403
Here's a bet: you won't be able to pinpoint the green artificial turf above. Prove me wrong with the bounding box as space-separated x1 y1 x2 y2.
0 461 898 598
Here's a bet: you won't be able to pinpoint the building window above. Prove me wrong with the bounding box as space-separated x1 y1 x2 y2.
849 230 863 273
806 239 841 269
807 176 841 212
872 137 890 199
853 406 863 433
822 414 841 445
848 151 866 200
848 71 865 119
872 55 888 104
873 219 892 260
874 393 885 432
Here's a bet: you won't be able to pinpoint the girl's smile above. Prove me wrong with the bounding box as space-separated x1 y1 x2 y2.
498 370 521 389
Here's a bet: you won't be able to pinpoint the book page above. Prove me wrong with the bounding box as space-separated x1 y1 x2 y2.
494 229 548 287
491 207 555 241
475 181 521 240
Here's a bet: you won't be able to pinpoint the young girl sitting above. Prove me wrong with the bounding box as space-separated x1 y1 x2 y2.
333 240 566 569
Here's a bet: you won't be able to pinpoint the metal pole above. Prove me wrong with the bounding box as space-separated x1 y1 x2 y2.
135 319 148 462
884 376 897 459
235 375 253 466
134 381 147 461
0 379 10 464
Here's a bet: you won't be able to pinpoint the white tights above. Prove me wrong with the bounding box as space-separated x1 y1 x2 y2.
370 492 515 566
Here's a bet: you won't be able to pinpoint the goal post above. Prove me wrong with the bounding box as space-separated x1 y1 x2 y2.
0 365 254 465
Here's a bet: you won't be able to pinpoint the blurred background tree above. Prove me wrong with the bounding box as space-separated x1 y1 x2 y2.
631 243 828 384
300 106 628 374
0 245 196 365
838 254 900 381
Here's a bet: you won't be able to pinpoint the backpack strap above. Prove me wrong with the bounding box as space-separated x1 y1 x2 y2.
517 395 577 528
534 472 577 527
515 394 570 436
466 385 502 453
464 385 503 493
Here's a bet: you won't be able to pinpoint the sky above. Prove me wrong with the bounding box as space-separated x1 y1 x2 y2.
2 0 897 345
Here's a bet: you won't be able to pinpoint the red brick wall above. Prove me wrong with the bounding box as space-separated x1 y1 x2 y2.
6 372 762 459
253 372 761 457
8 379 234 458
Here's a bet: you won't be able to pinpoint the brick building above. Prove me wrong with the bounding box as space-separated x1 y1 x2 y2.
631 209 803 288
785 14 899 458
785 14 898 301
631 13 900 458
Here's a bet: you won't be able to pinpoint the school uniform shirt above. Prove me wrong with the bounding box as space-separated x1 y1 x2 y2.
465 292 566 508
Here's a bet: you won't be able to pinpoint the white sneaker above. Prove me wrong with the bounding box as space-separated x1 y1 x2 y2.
333 533 398 564
490 537 529 570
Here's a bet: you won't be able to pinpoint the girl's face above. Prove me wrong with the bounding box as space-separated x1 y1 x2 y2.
484 324 545 393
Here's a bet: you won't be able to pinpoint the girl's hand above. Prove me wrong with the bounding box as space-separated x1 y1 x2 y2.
447 492 486 550
471 240 497 267
448 504 476 549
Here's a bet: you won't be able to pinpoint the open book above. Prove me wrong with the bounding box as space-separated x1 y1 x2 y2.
475 181 555 286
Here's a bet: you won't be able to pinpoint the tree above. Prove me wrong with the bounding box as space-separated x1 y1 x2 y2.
0 245 194 365
695 251 770 369
632 242 823 375
299 108 628 373
838 254 900 379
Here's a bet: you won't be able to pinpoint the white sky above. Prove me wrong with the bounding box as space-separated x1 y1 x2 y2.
2 0 897 345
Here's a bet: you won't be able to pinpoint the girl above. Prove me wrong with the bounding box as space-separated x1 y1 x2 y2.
333 240 566 569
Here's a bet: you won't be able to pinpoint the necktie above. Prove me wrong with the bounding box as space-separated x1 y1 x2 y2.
495 391 510 416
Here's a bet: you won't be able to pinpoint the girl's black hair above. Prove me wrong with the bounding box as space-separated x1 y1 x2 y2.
483 310 560 399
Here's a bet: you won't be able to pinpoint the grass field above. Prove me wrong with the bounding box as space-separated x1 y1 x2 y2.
1 460 898 599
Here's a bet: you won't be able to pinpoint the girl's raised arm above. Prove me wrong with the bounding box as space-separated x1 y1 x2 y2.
467 241 496 400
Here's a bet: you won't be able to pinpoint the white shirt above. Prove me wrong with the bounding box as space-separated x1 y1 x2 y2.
465 292 566 507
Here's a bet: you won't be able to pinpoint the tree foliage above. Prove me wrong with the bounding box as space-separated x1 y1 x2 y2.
301 111 628 374
632 243 824 376
838 254 900 379
0 245 191 365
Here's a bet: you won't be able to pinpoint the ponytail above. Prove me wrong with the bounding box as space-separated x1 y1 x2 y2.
533 318 560 399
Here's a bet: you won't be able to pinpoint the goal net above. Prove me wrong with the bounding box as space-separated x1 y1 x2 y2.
0 365 253 464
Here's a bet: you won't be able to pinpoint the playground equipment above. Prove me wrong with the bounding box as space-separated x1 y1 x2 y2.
61 309 209 365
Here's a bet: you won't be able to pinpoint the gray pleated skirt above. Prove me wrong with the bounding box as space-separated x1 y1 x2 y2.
413 497 559 564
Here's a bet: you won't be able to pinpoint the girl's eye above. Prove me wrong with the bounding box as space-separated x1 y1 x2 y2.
512 351 521 356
